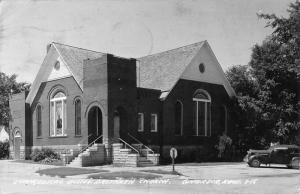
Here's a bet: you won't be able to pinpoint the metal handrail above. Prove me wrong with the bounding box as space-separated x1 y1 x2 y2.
118 137 140 154
63 134 94 165
78 135 103 156
62 134 92 154
78 133 93 146
128 133 154 154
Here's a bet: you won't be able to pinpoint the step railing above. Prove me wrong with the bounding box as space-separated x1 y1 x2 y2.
117 137 139 154
62 133 93 165
77 135 103 156
128 133 154 156
78 134 93 146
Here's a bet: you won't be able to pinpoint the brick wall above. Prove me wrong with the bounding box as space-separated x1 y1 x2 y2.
107 55 137 142
31 76 85 146
162 79 232 146
9 91 29 159
135 88 162 145
83 55 109 144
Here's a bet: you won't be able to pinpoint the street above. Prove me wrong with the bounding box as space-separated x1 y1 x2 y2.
0 160 299 194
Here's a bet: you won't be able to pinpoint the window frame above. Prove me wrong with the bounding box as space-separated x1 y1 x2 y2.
193 90 211 137
137 113 144 132
175 100 183 136
36 104 42 137
223 105 228 134
74 99 81 136
50 92 67 137
150 113 158 132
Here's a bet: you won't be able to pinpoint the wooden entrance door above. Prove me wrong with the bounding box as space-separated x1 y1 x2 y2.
14 135 21 159
88 107 102 144
113 111 120 139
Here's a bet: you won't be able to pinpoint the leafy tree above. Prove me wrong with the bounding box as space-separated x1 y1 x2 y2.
0 72 30 128
227 1 300 149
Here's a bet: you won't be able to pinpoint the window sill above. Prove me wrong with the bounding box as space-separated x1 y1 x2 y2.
36 136 43 139
49 135 68 138
137 130 144 133
150 131 158 133
74 135 82 137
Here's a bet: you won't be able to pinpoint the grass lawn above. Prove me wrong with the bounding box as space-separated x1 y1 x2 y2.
88 171 161 180
141 169 182 176
12 159 64 166
36 167 109 178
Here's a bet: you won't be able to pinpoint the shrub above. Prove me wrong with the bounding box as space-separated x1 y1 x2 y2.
0 141 9 159
30 148 60 162
215 133 232 159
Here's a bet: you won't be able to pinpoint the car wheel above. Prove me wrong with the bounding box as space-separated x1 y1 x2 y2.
250 159 261 168
291 158 300 169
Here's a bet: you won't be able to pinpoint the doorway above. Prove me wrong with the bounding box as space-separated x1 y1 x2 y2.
113 107 128 141
14 130 21 159
88 106 103 144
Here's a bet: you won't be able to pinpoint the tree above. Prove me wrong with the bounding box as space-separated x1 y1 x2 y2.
0 72 30 128
227 1 300 149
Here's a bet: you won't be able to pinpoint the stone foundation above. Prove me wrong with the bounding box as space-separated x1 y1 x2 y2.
112 143 139 167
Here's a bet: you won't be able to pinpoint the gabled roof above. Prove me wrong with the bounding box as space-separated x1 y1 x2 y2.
137 41 205 91
26 41 235 104
26 42 105 104
53 42 105 88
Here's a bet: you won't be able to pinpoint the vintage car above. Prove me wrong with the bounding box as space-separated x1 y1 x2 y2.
244 144 300 169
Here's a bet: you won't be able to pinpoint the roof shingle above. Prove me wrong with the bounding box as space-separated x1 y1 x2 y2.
53 42 105 89
137 41 205 91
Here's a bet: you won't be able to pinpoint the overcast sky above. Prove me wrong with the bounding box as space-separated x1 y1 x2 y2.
0 0 293 83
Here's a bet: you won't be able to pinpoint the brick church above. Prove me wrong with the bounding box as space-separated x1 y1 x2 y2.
9 41 236 166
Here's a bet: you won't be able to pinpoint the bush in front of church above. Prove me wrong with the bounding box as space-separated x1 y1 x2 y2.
0 141 9 159
30 148 60 162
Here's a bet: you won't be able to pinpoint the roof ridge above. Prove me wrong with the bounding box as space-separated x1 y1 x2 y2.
52 42 105 54
138 40 206 59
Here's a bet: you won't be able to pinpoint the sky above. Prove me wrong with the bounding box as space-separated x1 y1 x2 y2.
0 0 294 83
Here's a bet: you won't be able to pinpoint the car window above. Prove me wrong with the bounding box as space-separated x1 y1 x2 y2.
274 147 288 151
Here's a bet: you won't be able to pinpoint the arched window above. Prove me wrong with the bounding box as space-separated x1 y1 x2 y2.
36 105 42 137
175 100 183 135
75 99 81 136
220 105 228 134
193 90 211 136
14 130 21 138
50 92 67 136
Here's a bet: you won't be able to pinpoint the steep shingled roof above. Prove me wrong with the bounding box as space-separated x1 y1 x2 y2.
53 42 105 89
26 40 235 104
137 41 205 91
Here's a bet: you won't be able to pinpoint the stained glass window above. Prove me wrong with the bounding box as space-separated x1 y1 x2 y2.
50 92 67 136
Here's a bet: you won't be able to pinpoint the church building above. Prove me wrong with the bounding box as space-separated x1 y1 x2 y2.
9 41 236 166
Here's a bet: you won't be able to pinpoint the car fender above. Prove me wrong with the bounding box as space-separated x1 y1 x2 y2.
290 157 300 169
291 157 300 163
248 155 261 163
249 154 269 164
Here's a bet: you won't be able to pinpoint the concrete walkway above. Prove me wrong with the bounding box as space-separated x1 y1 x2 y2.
1 160 300 194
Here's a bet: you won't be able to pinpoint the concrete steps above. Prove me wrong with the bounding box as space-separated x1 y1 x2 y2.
112 143 160 167
138 156 155 167
68 143 106 167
